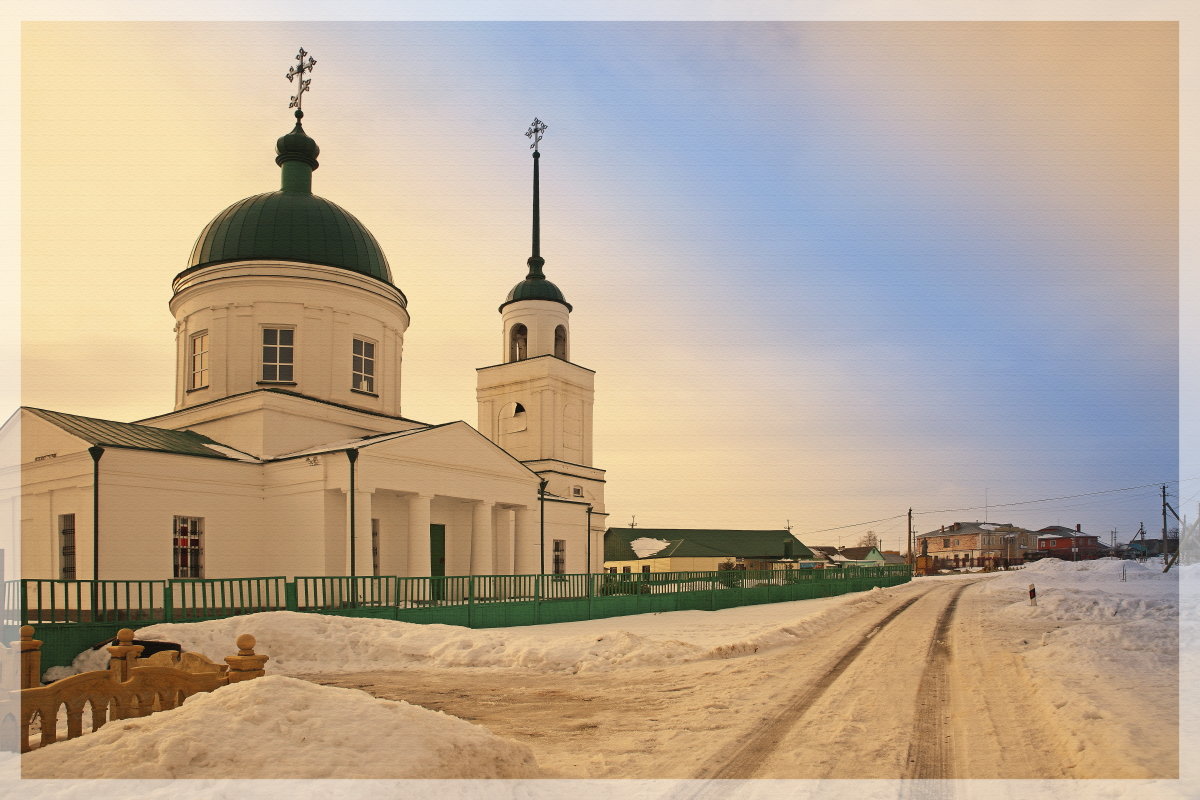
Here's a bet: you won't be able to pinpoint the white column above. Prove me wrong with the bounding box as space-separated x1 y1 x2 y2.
406 494 433 577
514 506 538 574
470 500 494 575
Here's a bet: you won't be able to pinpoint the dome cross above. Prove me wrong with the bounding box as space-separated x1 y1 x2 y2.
525 118 547 152
286 48 317 112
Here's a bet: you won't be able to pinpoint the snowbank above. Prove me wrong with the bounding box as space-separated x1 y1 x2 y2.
48 589 886 679
972 558 1180 778
20 675 542 779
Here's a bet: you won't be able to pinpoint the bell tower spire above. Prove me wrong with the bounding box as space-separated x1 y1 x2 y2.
475 116 605 568
527 117 547 274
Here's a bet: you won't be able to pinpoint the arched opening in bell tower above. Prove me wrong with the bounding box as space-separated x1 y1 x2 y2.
554 325 568 360
509 324 528 362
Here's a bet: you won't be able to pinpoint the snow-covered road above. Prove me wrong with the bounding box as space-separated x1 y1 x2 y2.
303 572 1175 780
10 558 1189 799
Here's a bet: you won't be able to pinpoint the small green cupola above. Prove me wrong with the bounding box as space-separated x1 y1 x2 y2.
275 109 320 192
502 256 571 311
500 118 571 312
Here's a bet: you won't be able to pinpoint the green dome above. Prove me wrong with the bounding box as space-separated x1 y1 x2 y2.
500 256 571 311
185 191 394 285
180 114 396 290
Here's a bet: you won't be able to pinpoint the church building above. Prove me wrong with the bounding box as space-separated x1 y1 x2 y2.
7 56 607 582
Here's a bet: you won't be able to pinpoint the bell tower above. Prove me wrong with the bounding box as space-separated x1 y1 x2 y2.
476 119 603 509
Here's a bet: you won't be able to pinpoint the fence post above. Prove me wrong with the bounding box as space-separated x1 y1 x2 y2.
225 633 270 682
285 581 298 612
19 579 29 625
163 581 174 624
107 628 144 683
468 576 475 628
587 571 594 620
534 573 542 624
18 625 42 690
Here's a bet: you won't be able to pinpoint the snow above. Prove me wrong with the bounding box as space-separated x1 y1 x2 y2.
7 557 1194 799
20 675 541 779
44 591 875 679
628 536 672 557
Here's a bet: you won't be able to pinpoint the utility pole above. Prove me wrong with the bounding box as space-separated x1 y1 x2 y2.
907 508 913 565
1163 484 1169 567
629 515 637 529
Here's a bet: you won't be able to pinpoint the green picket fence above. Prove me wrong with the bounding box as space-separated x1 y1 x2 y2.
5 565 911 671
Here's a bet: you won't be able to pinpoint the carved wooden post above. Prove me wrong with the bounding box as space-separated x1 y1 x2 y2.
107 628 144 683
224 634 269 682
18 625 42 690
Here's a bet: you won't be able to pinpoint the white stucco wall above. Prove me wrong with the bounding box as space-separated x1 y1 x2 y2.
170 261 409 418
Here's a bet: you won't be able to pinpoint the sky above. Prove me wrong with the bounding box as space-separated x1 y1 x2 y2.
11 4 1196 551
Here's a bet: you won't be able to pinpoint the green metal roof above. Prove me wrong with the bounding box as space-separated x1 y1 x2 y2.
26 408 249 460
184 191 393 285
181 116 395 289
500 256 571 311
605 528 815 562
651 539 741 559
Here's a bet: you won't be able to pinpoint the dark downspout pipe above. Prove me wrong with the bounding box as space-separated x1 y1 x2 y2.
88 445 104 622
347 449 360 577
539 479 548 574
586 504 593 574
88 446 104 580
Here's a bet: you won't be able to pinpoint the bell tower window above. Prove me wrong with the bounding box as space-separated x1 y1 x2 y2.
261 327 295 383
509 324 528 362
499 401 527 433
554 325 568 360
352 337 376 393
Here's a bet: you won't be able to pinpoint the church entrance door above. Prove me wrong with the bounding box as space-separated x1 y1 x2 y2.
430 524 446 600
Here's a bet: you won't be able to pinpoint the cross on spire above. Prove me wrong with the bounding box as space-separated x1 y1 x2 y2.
525 117 547 152
286 48 317 112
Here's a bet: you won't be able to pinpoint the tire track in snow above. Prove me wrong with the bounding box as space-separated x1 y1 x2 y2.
902 580 971 783
690 592 926 783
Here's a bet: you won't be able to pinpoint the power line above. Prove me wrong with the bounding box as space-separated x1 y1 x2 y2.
805 513 907 535
795 477 1195 540
913 479 1190 517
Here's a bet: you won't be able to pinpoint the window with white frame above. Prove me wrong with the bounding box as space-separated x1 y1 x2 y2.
352 337 376 393
189 331 209 389
173 516 204 578
261 328 294 382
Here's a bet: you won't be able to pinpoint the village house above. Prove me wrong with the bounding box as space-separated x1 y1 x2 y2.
809 545 887 567
603 529 820 573
1031 525 1106 561
916 522 1038 569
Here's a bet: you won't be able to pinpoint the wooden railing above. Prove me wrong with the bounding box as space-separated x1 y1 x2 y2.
5 626 268 752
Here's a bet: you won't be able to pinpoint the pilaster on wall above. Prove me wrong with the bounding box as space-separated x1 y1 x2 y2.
513 506 538 574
